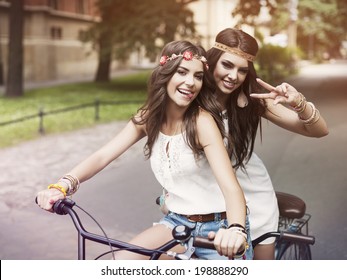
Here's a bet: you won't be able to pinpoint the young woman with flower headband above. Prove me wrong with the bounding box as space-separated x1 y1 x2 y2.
206 28 328 259
36 40 253 260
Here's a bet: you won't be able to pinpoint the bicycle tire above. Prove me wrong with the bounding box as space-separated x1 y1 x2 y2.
275 240 312 260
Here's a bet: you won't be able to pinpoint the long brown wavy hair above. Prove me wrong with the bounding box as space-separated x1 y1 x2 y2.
207 28 267 170
132 40 227 159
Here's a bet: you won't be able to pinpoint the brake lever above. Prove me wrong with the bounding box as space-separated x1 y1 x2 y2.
166 238 196 260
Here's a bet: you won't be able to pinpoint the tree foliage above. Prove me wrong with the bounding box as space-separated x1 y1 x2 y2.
232 0 347 59
84 0 198 82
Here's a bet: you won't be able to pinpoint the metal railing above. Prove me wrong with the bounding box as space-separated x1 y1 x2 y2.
0 99 143 134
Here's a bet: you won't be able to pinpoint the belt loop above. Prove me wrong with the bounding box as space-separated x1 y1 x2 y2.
215 212 220 222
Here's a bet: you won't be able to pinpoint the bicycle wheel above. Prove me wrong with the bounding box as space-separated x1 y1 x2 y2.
276 240 312 260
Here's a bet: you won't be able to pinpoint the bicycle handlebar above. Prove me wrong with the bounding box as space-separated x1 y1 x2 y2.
251 231 315 247
36 197 216 259
36 197 315 259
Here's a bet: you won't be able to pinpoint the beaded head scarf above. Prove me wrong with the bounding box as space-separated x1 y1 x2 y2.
213 42 255 62
159 50 209 70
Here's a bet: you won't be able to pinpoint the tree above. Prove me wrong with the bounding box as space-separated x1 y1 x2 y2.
5 0 24 97
297 0 347 59
83 0 198 82
232 0 347 59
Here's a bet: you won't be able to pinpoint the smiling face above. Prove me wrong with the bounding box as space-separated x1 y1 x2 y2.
213 52 249 97
166 58 204 109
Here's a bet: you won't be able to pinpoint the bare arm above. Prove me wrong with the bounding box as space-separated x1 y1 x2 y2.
196 110 247 258
251 78 329 137
37 119 146 210
68 120 146 182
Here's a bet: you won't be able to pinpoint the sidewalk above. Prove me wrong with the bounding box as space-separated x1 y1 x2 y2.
0 119 154 259
0 68 149 259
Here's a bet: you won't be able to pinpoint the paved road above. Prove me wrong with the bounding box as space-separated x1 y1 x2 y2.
0 61 346 260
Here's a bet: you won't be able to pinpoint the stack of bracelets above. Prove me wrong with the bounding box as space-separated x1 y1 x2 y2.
292 92 320 125
47 174 80 197
226 223 249 258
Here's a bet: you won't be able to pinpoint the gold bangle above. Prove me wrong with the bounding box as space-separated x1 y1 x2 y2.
48 184 67 197
299 102 318 125
305 108 320 125
234 242 249 259
296 100 307 113
293 93 306 112
61 174 80 196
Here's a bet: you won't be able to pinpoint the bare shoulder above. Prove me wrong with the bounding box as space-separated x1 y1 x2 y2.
196 108 216 126
196 108 219 138
130 110 147 135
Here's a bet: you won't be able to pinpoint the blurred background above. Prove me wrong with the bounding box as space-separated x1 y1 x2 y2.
0 0 346 93
0 0 346 260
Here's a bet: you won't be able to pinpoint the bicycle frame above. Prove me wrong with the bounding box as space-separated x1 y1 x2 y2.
50 198 315 260
53 199 184 260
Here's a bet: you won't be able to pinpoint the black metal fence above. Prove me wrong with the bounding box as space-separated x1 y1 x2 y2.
0 99 143 134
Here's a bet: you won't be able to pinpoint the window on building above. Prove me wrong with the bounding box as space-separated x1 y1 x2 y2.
78 30 88 41
76 0 88 14
48 0 58 10
50 26 62 40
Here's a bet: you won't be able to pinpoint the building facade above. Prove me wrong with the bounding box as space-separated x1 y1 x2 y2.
0 0 256 84
0 0 100 83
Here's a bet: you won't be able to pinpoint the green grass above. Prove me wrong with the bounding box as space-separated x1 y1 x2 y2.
0 70 151 148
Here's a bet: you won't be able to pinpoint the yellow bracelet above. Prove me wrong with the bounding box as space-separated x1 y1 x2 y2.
48 184 67 197
234 242 249 259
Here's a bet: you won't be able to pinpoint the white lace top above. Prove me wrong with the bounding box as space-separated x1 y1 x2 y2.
223 111 279 243
150 132 226 215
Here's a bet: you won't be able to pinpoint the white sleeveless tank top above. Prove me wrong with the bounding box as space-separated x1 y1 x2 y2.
150 132 226 215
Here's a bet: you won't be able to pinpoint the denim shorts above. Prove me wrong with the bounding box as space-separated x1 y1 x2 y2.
158 211 254 260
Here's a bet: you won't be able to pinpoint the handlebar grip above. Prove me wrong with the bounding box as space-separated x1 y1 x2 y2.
193 236 215 250
35 196 75 215
281 231 315 245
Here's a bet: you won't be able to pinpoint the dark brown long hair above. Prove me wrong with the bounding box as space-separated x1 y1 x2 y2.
207 28 266 170
132 40 226 159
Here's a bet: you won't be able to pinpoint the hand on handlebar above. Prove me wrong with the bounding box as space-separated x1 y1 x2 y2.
36 188 65 212
208 228 247 259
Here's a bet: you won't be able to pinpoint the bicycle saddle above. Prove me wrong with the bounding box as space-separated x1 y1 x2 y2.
276 191 306 219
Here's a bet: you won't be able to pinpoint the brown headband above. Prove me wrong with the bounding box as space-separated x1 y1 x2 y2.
213 42 255 62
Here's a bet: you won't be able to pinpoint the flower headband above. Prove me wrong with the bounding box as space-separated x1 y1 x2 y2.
213 42 255 62
159 51 209 70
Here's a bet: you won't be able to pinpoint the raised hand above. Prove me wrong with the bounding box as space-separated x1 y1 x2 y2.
250 78 303 107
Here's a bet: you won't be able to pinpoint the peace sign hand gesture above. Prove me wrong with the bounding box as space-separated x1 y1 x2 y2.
250 78 303 108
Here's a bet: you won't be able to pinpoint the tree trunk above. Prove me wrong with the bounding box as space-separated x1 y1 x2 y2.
94 31 112 82
5 0 24 98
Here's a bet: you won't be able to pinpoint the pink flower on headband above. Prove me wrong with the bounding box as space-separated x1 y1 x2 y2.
159 55 168 66
159 51 208 70
183 51 193 60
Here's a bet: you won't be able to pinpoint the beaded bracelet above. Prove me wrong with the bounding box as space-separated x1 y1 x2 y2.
306 109 320 125
59 174 80 196
299 102 320 125
48 184 67 197
232 229 248 240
